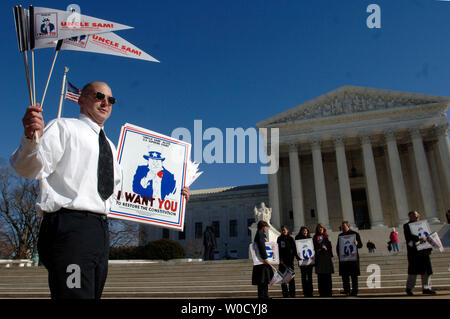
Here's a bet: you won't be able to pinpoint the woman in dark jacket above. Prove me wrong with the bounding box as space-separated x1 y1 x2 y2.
252 220 273 299
295 226 314 297
313 223 334 297
277 225 298 298
336 221 363 296
404 211 435 296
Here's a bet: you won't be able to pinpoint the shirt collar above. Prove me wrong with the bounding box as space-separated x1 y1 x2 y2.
78 113 103 134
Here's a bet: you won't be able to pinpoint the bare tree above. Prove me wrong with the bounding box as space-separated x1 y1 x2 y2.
0 161 41 259
108 219 140 247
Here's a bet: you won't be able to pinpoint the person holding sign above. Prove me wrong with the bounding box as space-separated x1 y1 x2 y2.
252 220 274 299
277 225 298 298
10 81 190 299
313 223 334 297
336 221 362 297
403 211 435 296
295 226 314 297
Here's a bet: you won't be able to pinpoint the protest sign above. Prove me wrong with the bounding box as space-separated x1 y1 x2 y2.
249 241 279 265
409 220 433 250
427 232 444 252
269 269 283 286
338 234 357 262
295 238 315 266
109 123 191 231
281 267 295 284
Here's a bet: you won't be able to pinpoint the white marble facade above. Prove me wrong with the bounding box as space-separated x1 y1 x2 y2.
141 86 450 258
257 86 450 234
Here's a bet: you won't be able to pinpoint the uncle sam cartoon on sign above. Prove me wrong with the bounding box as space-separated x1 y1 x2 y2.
295 238 315 266
409 220 433 251
109 123 193 231
338 234 357 262
132 151 176 201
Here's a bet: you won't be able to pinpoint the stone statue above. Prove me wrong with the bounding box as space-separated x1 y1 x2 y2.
254 202 272 224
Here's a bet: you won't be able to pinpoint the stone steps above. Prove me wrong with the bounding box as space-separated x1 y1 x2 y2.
0 251 449 298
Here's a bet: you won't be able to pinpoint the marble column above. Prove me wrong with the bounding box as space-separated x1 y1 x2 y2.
385 130 409 226
334 137 357 229
311 139 330 229
426 143 445 220
435 124 450 194
268 163 282 230
288 144 305 233
410 128 440 223
361 135 385 227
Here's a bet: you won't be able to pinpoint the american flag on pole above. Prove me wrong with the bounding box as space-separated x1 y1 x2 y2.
65 81 81 103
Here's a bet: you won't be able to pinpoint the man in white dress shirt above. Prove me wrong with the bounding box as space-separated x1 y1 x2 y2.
11 82 190 299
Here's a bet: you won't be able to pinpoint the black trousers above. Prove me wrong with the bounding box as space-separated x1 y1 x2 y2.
342 275 359 295
257 284 269 299
37 208 109 299
300 266 314 297
317 273 332 297
204 245 215 260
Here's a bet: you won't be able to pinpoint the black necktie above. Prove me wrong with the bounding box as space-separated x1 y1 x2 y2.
98 129 114 201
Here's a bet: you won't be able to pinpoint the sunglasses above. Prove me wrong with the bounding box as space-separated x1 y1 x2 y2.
83 92 116 105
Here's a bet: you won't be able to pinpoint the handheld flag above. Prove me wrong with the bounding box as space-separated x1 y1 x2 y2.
61 32 159 62
31 7 134 50
65 81 81 103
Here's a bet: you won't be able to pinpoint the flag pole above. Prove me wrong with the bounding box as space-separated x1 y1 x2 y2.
40 39 63 109
15 6 33 106
31 52 35 105
57 67 69 119
29 5 36 105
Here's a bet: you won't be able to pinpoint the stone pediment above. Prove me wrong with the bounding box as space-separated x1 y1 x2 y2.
257 86 450 127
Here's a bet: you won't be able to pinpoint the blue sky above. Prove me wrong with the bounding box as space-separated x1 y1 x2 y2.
1 0 450 190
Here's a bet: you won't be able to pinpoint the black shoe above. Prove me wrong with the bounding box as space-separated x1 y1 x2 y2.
406 289 414 296
422 289 436 295
350 291 358 296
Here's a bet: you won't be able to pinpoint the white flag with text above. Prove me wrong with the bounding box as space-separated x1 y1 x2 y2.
61 32 159 62
32 6 133 49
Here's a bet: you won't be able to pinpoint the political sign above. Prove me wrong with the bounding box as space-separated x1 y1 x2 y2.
409 220 433 250
249 242 279 265
338 234 357 262
281 267 295 284
269 270 283 286
295 238 315 266
31 6 133 49
109 123 191 231
427 232 444 252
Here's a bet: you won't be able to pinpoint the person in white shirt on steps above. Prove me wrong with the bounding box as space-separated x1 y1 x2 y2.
11 81 190 299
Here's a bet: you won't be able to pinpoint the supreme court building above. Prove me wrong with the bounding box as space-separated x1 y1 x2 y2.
257 85 450 234
141 85 450 258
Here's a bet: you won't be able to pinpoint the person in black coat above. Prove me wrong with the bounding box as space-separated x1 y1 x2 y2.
313 223 334 297
203 226 216 260
336 221 362 296
277 225 298 298
295 226 314 297
404 211 435 296
252 220 273 299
